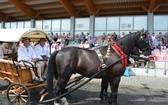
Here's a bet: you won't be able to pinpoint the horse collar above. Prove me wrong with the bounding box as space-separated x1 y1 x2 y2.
110 40 127 70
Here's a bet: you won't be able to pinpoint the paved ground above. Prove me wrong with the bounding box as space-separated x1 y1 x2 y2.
0 76 168 105
121 76 168 90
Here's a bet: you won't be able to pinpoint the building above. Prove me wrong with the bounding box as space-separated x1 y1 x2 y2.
0 0 168 38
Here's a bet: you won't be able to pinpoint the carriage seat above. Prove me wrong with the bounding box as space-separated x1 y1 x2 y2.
0 59 29 69
0 59 32 83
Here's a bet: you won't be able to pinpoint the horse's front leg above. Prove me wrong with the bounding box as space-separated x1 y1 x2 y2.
108 76 121 105
100 77 109 101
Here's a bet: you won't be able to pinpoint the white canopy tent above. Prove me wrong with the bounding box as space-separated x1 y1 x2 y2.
0 28 52 42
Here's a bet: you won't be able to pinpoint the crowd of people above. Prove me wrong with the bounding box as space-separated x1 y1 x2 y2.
45 31 168 53
149 32 168 50
50 32 119 50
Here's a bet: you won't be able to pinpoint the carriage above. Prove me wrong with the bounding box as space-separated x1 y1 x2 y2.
0 28 52 105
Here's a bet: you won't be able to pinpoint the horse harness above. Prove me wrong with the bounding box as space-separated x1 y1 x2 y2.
110 40 128 70
95 40 127 71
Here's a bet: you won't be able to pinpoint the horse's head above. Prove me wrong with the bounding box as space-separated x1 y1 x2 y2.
135 30 152 56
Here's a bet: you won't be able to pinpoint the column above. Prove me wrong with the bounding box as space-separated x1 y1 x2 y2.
70 16 75 40
1 21 5 29
30 19 35 28
90 15 95 37
147 12 154 35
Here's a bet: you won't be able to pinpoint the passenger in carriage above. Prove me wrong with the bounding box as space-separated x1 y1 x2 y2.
17 37 45 82
34 38 50 80
0 43 4 59
34 38 50 60
0 42 16 60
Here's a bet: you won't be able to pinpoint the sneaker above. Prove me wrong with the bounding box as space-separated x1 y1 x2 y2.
33 77 39 81
32 77 39 83
38 78 44 82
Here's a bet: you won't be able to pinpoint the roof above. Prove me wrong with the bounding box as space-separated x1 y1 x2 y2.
0 0 168 21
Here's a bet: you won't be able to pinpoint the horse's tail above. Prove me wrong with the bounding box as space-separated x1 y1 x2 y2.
47 51 58 98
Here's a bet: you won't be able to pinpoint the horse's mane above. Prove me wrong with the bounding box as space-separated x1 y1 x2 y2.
117 31 140 45
86 44 109 50
119 31 139 40
115 31 142 56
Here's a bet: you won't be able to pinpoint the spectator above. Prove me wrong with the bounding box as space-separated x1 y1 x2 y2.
152 36 161 50
164 32 168 48
112 32 118 41
90 37 97 47
84 41 90 48
55 41 62 51
64 36 69 47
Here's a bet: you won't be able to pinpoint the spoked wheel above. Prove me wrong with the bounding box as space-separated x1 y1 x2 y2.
6 83 30 105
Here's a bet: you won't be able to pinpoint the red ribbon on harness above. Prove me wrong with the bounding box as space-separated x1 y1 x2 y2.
110 40 127 70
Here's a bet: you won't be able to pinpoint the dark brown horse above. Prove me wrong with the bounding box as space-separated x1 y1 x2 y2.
47 30 151 105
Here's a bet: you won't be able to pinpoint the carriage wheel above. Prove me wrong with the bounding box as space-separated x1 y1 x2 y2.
6 83 30 105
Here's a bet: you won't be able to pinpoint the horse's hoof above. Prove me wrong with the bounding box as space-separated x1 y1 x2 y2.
60 97 69 105
54 101 60 105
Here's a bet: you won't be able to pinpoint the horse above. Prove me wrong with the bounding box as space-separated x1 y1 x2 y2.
47 30 151 105
99 39 149 104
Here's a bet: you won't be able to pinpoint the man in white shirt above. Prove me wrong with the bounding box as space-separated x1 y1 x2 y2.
34 38 50 79
35 38 50 60
18 37 44 81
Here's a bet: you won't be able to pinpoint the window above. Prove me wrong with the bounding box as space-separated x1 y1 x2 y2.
154 16 168 30
11 22 17 28
35 20 42 29
43 20 51 31
24 21 31 28
107 17 119 30
120 16 133 30
134 16 147 30
52 20 61 31
95 17 106 30
61 19 70 31
5 22 10 29
75 18 89 31
17 22 24 28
